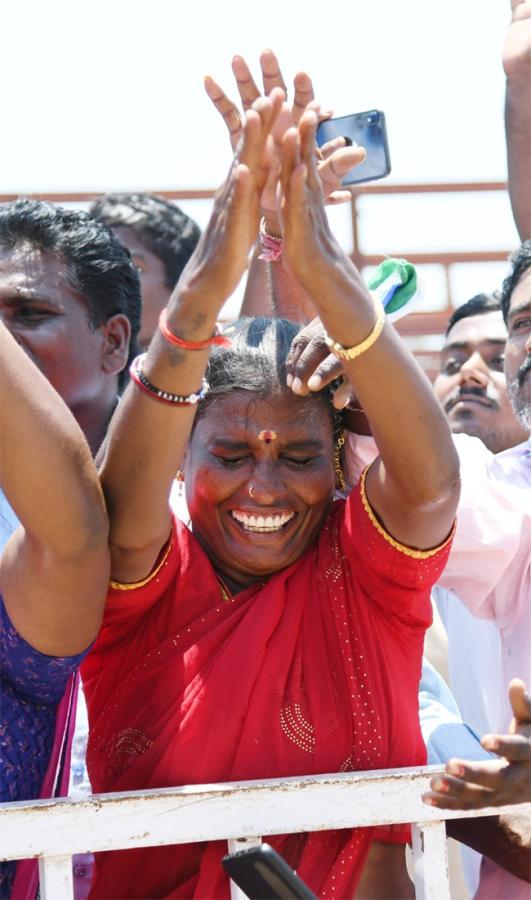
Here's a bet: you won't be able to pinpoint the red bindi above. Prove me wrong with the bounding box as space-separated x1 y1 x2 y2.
258 429 277 443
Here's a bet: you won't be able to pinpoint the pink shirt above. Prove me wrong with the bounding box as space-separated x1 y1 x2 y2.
438 435 531 732
345 434 531 732
346 434 531 899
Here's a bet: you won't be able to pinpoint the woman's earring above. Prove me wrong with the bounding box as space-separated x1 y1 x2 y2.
176 469 185 496
334 432 346 494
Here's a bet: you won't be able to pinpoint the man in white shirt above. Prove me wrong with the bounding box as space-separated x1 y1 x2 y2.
431 292 526 738
420 243 531 898
433 244 531 739
413 283 529 895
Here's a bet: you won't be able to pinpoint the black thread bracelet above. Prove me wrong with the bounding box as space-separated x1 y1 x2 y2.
129 354 207 406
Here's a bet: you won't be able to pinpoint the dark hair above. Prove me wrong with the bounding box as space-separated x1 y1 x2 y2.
89 192 201 289
500 240 531 324
445 292 501 336
195 317 341 440
0 198 142 389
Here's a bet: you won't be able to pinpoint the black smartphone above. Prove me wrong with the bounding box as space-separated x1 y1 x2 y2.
222 843 317 900
316 110 391 186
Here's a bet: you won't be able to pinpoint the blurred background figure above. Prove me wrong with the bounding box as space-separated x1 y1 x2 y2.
0 198 141 456
434 292 528 456
90 193 200 347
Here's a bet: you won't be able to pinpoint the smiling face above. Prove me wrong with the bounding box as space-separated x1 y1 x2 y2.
184 390 336 591
505 267 531 434
434 310 527 453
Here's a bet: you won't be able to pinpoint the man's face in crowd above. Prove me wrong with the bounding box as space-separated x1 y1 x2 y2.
434 309 527 453
112 226 171 348
0 246 130 449
505 267 531 434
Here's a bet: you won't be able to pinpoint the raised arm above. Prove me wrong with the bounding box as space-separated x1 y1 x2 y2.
0 322 109 655
503 0 531 240
205 50 363 321
279 112 460 550
98 93 283 584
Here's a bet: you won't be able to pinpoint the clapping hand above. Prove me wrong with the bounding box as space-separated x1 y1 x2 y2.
205 50 365 232
179 90 283 306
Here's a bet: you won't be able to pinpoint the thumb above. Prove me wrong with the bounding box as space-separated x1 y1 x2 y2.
509 678 531 727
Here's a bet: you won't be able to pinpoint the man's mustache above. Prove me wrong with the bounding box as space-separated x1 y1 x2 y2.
444 386 499 412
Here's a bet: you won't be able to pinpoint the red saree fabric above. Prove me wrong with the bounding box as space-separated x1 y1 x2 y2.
82 480 452 899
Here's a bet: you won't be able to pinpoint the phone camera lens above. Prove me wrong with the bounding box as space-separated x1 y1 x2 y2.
366 113 378 125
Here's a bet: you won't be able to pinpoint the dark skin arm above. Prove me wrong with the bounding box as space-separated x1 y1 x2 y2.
354 842 413 899
279 111 460 551
504 0 531 240
447 813 530 883
0 322 109 655
98 92 284 585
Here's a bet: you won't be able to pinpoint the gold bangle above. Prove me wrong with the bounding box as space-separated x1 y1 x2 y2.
325 293 385 361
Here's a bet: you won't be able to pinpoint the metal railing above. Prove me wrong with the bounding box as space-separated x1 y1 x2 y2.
0 181 513 380
1 765 528 899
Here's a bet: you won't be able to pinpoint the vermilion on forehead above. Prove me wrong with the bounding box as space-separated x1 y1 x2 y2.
195 393 332 447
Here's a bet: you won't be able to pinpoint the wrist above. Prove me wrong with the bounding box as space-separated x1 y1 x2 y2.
165 290 221 341
258 217 283 263
262 212 282 239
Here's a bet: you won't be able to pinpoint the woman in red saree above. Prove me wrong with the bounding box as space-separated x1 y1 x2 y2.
84 95 460 897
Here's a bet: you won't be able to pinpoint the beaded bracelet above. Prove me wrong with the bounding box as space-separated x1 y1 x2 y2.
129 355 207 406
159 309 231 350
258 217 283 263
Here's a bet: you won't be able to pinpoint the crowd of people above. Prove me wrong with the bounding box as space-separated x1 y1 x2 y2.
1 3 530 899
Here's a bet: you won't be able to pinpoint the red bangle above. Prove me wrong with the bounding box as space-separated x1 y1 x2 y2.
159 309 231 350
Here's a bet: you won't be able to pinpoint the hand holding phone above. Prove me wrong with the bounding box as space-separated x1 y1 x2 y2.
316 110 391 186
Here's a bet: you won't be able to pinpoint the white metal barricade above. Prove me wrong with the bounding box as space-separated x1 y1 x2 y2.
1 766 528 899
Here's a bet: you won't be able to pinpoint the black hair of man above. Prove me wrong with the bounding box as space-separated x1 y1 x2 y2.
0 198 142 390
89 193 201 290
501 239 531 324
445 293 502 336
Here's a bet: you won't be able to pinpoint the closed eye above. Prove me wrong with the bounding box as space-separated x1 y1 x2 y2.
282 455 317 467
13 306 58 325
217 455 250 467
